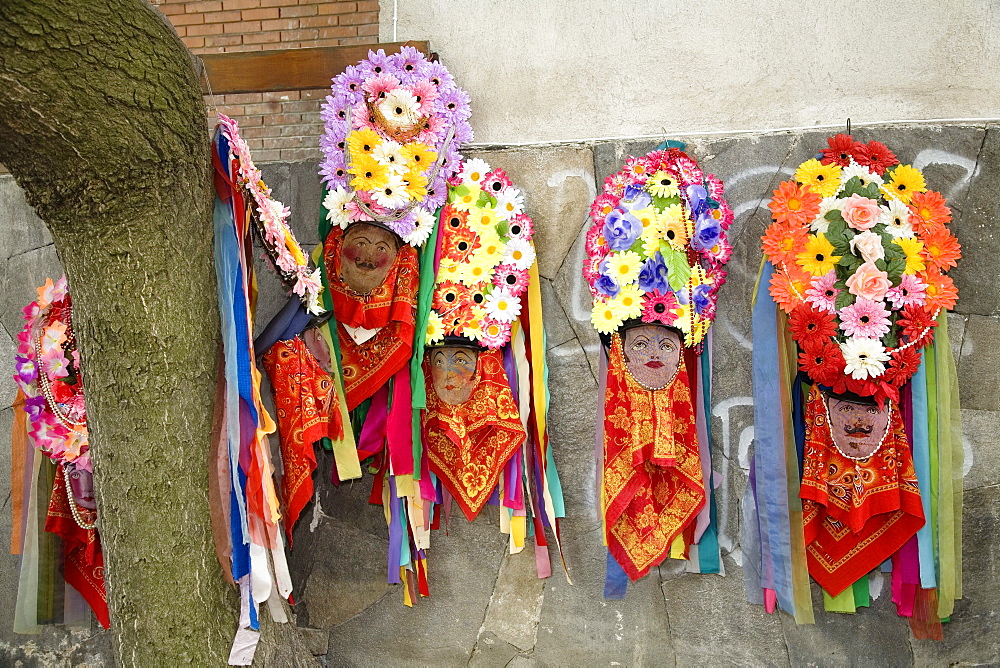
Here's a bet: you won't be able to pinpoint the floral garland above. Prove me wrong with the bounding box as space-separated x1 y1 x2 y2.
13 277 91 471
761 133 961 405
217 114 325 315
583 148 733 346
319 47 472 247
424 159 536 349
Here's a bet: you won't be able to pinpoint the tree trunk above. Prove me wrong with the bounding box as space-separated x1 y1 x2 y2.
0 2 313 665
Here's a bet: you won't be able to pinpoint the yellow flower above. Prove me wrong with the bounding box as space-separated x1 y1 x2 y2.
604 250 644 286
425 311 445 345
458 258 492 286
347 128 381 161
474 232 505 268
647 171 680 198
591 300 625 334
348 154 390 191
467 205 501 235
399 142 437 174
403 171 427 200
451 183 482 212
608 283 644 321
661 205 689 251
283 229 306 266
796 233 841 276
463 308 487 341
882 165 926 205
794 158 842 198
639 223 662 258
892 237 926 275
436 259 463 284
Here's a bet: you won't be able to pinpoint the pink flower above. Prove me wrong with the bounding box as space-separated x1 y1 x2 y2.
845 260 892 301
840 194 881 231
839 298 891 339
362 73 400 102
805 270 840 313
849 230 885 264
886 273 928 309
407 80 438 114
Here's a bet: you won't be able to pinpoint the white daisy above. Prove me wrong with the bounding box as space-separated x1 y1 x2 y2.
484 287 521 322
494 187 525 221
880 199 915 238
378 89 421 130
840 161 882 189
403 208 436 247
323 186 353 229
459 159 491 185
425 311 445 346
372 173 409 209
372 140 407 174
502 238 535 271
840 337 890 380
810 197 841 233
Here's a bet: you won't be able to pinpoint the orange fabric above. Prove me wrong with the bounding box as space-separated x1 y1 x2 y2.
323 227 419 409
603 334 705 581
10 390 26 554
262 337 341 540
800 385 924 596
44 465 109 629
423 348 526 521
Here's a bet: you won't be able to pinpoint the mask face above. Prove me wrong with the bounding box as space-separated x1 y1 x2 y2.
66 464 97 510
429 346 479 405
826 394 891 459
339 223 399 295
622 324 682 390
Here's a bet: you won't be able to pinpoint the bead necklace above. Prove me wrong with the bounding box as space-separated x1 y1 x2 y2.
32 334 87 429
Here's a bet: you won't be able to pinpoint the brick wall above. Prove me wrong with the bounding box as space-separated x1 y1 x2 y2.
152 0 380 162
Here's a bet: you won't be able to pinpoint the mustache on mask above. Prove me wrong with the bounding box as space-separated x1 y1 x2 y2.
354 260 378 270
844 423 874 436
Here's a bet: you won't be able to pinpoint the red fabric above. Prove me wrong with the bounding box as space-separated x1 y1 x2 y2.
800 385 924 596
423 348 526 521
323 227 419 409
262 336 342 541
602 334 705 581
44 466 109 629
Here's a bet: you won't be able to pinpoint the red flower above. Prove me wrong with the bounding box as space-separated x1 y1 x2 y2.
432 281 471 314
820 134 863 167
798 338 845 387
441 224 480 264
882 346 922 387
896 303 937 347
789 303 838 341
641 291 680 326
853 141 899 176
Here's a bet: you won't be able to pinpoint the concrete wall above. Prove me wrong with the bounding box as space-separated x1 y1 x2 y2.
380 1 1000 144
3 122 999 665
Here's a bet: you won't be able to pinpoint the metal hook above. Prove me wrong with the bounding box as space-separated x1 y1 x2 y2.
846 118 851 135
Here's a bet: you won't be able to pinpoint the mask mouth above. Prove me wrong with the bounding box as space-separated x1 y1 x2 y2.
844 424 874 436
355 261 378 270
645 360 664 369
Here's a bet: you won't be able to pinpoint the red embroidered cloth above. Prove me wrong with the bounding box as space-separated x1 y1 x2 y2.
423 348 525 521
323 227 419 409
44 465 109 628
603 334 705 581
800 385 925 596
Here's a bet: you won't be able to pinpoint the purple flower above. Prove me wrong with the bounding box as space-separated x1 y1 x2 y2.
424 61 456 89
435 87 472 123
622 184 651 210
24 394 46 421
691 212 721 251
684 183 708 214
638 253 670 293
595 273 620 298
396 46 429 83
603 207 642 251
693 283 712 314
14 355 37 386
333 65 365 101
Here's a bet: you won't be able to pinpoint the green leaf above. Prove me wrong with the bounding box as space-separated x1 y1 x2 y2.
662 247 691 291
629 238 647 256
835 289 856 310
652 194 680 211
825 209 847 224
883 330 898 349
839 254 863 272
875 258 887 272
886 257 906 279
476 191 493 208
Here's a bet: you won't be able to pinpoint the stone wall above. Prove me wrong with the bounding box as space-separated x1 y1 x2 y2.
2 122 999 665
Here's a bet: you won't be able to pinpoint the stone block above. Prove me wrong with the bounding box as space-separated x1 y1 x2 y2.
538 276 577 351
477 550 545 652
959 409 1000 490
0 175 52 262
463 147 596 280
551 219 603 381
0 323 16 409
955 315 1000 412
0 244 63 345
260 160 324 249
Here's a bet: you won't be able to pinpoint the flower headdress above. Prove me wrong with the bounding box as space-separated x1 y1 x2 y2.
13 277 91 471
584 148 733 346
424 159 536 349
320 47 472 247
761 133 961 405
217 114 324 314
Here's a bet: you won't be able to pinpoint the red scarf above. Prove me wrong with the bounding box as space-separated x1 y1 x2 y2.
423 348 525 521
800 385 924 596
603 334 705 581
323 227 420 409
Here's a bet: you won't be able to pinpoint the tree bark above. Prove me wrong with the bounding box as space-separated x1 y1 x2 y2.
0 2 313 665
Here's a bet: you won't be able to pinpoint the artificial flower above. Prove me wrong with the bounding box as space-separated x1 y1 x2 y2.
839 194 881 231
662 206 690 251
907 190 951 235
647 170 680 198
479 320 511 349
403 171 428 200
839 162 882 189
347 128 382 160
442 226 480 264
493 264 530 295
840 337 891 380
467 205 501 235
804 270 840 313
482 169 512 196
845 260 892 300
399 142 437 172
474 233 506 270
603 208 643 252
484 287 521 322
637 253 670 294
794 158 842 198
881 346 922 386
881 199 914 237
798 337 846 387
849 230 886 264
460 158 491 184
769 267 806 313
348 154 390 191
820 133 863 167
797 234 841 276
789 303 838 340
405 209 436 247
761 221 809 268
372 140 407 172
602 250 644 286
494 188 525 221
640 291 679 325
886 273 928 309
631 206 659 238
853 141 898 176
443 303 477 334
507 214 533 239
378 89 422 130
372 173 410 209
896 303 938 347
591 301 624 334
425 311 445 345
608 283 645 321
892 236 927 275
920 267 959 312
882 164 926 205
920 227 962 271
769 180 821 227
503 238 535 271
590 194 618 222
459 257 493 286
436 259 464 283
839 298 891 339
594 273 620 298
432 281 471 313
450 182 483 212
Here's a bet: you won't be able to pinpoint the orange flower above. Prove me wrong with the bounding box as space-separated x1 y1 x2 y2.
920 267 959 312
769 265 810 313
920 227 962 271
761 221 809 268
908 190 951 235
768 180 821 227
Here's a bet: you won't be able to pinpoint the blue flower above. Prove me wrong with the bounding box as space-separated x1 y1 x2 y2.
638 253 670 294
693 283 712 314
691 212 721 251
595 273 620 298
603 207 643 251
622 184 652 211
